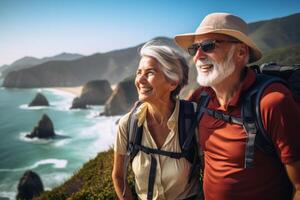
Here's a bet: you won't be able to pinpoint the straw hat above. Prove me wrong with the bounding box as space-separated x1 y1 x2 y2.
174 13 262 63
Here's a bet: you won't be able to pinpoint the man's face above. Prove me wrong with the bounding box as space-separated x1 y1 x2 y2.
191 34 238 87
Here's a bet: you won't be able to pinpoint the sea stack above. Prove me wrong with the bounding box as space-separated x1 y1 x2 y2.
26 114 56 139
16 170 44 200
28 93 49 107
71 80 112 109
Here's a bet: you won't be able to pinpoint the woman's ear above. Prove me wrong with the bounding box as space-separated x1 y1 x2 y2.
170 82 178 91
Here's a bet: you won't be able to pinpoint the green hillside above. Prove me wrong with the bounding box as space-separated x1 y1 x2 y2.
258 43 300 65
34 149 136 200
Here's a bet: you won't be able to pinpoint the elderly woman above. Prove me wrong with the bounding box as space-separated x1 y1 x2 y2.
112 41 201 200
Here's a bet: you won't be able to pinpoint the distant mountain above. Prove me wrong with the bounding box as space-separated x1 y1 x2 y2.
3 12 300 88
3 37 185 88
0 53 83 78
249 13 300 52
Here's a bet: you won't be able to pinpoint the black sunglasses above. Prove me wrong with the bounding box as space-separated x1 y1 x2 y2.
187 40 241 56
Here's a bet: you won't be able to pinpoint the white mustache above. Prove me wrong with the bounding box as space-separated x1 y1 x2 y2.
195 59 213 67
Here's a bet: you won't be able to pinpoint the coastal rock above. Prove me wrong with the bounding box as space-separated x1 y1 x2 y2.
103 77 138 116
70 97 87 109
26 114 56 139
28 93 49 107
16 170 44 200
71 80 112 109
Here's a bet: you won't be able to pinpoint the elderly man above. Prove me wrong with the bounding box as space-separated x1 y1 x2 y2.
175 13 300 200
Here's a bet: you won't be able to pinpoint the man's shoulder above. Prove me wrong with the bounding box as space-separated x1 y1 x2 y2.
259 82 298 111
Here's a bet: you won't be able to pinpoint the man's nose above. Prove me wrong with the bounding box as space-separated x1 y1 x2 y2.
193 47 206 63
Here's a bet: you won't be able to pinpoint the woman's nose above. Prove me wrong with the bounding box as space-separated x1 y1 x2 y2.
136 74 147 84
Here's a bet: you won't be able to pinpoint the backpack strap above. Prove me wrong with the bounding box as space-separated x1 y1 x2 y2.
178 100 201 183
122 101 143 197
242 74 287 168
196 91 211 125
184 91 210 150
202 108 243 125
147 155 157 200
252 74 288 153
241 90 260 168
134 144 189 158
179 100 197 159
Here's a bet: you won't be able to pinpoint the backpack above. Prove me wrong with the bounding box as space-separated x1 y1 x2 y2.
122 100 202 200
253 62 300 102
196 62 300 198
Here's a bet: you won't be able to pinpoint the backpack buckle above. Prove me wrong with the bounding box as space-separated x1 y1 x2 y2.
213 110 223 120
128 143 134 154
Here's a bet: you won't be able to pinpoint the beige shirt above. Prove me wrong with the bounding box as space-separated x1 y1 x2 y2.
114 100 200 200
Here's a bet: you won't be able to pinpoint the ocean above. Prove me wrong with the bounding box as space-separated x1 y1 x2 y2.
0 87 120 199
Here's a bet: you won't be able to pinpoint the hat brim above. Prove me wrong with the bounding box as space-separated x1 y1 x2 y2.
174 29 262 63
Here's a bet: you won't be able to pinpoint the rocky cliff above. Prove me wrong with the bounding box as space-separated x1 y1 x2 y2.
103 76 138 116
71 80 112 108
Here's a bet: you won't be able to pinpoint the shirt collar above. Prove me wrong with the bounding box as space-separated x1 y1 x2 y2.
203 68 256 110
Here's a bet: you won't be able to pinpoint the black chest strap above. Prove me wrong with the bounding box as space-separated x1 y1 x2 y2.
201 105 257 168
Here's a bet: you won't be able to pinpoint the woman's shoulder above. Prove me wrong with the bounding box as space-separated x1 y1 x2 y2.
118 112 131 130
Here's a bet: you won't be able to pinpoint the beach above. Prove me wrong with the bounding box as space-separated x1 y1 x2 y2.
54 86 83 96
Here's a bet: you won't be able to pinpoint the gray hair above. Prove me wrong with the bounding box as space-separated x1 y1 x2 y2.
139 40 189 98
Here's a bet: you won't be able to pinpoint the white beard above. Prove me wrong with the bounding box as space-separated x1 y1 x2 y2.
196 46 236 87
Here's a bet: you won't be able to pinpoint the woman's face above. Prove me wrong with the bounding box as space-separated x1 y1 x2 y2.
135 56 176 105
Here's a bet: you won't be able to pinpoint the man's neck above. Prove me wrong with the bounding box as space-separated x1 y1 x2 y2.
212 69 245 109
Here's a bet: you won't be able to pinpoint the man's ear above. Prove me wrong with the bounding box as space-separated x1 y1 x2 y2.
235 44 249 64
237 44 249 59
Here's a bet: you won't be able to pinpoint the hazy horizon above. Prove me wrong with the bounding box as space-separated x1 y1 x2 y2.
1 0 300 66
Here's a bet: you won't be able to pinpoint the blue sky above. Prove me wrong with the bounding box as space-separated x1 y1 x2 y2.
0 0 300 66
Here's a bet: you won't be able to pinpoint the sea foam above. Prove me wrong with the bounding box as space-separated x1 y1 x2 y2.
19 104 49 110
0 158 68 172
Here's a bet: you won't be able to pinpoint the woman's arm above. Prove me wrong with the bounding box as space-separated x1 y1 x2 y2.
112 152 133 200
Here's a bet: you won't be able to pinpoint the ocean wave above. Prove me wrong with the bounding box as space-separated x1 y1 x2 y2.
19 131 70 144
86 110 101 119
19 132 53 144
19 104 51 110
42 172 71 188
77 116 119 157
0 190 14 200
50 100 74 111
53 138 71 147
0 158 68 172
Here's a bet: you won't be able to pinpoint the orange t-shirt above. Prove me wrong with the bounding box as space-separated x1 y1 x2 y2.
189 69 300 200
